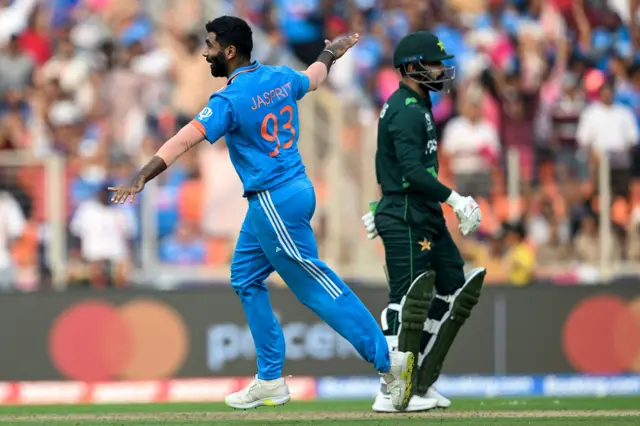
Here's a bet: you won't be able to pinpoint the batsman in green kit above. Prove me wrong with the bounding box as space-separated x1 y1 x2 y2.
362 31 487 413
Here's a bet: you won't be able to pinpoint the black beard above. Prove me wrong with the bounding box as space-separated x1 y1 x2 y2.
209 52 228 77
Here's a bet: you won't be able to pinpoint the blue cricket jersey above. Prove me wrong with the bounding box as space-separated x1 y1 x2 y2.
192 61 311 196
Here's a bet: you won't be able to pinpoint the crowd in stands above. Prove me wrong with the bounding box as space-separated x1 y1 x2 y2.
1 0 640 289
245 0 640 286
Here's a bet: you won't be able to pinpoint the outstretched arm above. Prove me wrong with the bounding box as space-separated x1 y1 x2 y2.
303 33 360 92
157 123 205 165
110 97 233 204
109 123 205 204
303 62 329 92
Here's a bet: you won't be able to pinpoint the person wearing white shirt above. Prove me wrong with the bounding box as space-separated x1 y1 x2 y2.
576 81 638 196
442 96 501 198
70 187 137 287
0 189 26 291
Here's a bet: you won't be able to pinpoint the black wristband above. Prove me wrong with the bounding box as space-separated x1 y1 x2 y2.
136 155 168 184
316 49 336 73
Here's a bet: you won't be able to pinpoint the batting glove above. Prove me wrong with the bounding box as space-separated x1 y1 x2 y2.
446 191 482 236
362 211 379 240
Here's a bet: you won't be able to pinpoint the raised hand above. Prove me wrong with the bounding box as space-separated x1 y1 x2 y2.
324 33 360 60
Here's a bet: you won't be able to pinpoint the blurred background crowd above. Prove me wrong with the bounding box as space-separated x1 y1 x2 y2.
1 0 640 291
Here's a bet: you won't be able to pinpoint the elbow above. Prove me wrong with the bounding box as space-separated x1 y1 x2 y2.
403 169 429 189
307 80 319 92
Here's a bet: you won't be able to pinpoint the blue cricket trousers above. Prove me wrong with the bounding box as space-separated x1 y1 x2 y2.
230 177 390 380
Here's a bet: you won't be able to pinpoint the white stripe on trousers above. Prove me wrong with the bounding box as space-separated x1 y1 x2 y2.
257 191 343 300
263 191 343 298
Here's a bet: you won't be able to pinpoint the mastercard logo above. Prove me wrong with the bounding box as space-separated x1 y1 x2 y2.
48 299 189 382
562 295 640 374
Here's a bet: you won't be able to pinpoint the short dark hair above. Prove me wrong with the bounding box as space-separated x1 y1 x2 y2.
205 16 253 59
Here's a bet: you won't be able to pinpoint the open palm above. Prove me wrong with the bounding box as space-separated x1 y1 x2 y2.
325 33 360 59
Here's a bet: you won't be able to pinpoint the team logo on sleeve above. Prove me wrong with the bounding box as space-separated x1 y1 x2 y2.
198 107 213 121
426 139 437 154
424 113 434 132
380 103 389 119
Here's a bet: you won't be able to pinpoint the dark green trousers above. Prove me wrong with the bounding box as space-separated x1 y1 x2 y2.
375 194 465 336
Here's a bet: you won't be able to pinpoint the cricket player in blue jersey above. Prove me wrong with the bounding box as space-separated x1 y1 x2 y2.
109 16 414 411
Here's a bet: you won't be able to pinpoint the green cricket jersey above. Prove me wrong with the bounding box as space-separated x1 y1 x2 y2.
375 83 452 220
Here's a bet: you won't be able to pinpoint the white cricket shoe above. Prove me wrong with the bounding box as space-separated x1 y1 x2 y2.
224 376 290 409
380 351 414 410
426 386 451 408
372 391 438 412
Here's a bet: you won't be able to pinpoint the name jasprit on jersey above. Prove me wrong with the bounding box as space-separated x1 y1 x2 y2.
251 82 294 110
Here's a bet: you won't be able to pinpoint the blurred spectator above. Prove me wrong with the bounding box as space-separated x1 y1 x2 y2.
576 80 637 197
0 184 26 291
70 187 137 287
39 36 93 115
0 0 37 47
574 214 622 268
155 170 183 240
159 222 206 265
348 10 384 95
18 6 51 66
536 216 574 268
0 34 33 149
442 89 500 198
627 203 640 261
549 74 588 182
275 0 326 66
0 34 34 101
461 229 508 284
503 222 535 287
101 40 147 156
200 141 245 265
527 196 570 247
164 31 226 128
66 248 92 287
0 91 29 150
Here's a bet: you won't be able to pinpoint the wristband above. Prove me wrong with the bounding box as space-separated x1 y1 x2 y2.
316 49 336 72
322 49 336 61
445 190 462 207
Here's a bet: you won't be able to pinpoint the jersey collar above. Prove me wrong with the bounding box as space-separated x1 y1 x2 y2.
399 82 432 108
227 61 261 85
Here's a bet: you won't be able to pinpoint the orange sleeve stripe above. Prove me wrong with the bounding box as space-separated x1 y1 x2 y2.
191 120 206 136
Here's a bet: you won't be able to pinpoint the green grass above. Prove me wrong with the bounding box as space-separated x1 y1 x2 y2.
2 397 640 414
5 420 640 426
0 397 639 425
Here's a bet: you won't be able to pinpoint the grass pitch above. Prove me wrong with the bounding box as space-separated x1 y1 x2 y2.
0 397 639 425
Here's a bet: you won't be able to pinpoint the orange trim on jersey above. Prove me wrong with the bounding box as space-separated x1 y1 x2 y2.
227 62 261 85
191 120 206 136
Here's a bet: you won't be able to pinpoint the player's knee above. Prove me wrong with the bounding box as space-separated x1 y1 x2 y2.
452 270 465 291
435 269 465 296
230 276 262 299
230 267 250 294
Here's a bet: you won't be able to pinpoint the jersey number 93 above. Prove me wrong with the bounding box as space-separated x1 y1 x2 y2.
260 105 296 157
